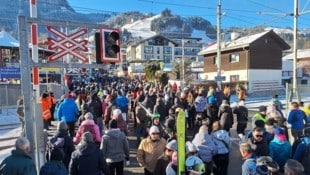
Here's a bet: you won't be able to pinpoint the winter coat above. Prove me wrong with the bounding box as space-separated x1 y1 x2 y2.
192 130 217 162
287 109 306 130
269 135 292 168
135 105 149 127
218 105 233 131
52 129 75 168
74 119 101 143
211 130 230 155
247 136 269 157
69 142 110 175
115 95 129 112
57 98 79 122
112 114 128 135
41 97 52 120
137 137 167 173
153 154 170 175
153 102 167 123
241 155 257 175
40 160 68 175
233 105 248 123
100 128 130 163
87 98 103 121
0 149 37 175
194 95 208 113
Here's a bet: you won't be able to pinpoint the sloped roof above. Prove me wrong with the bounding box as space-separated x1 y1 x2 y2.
0 31 19 47
282 49 310 60
198 30 289 55
132 34 178 47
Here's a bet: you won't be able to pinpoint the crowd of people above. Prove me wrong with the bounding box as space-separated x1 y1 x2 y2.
1 76 310 175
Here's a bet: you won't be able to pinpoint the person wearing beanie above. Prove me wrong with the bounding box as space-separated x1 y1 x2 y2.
252 105 268 129
69 132 110 175
269 128 292 171
137 125 167 174
218 99 233 133
57 92 79 137
154 139 177 175
192 125 217 175
165 151 177 175
100 119 129 175
74 112 101 144
150 113 169 140
112 108 128 136
47 120 75 169
40 147 68 175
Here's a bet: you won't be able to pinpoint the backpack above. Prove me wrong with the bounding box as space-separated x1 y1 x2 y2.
46 137 65 161
300 138 310 174
80 124 96 141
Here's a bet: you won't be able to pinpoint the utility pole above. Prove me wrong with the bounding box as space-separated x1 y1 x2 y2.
216 0 222 90
291 0 301 102
181 38 185 89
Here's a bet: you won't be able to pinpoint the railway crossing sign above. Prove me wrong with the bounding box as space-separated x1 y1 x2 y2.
47 26 89 63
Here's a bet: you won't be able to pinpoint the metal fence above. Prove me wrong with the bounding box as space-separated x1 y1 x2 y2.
0 83 63 109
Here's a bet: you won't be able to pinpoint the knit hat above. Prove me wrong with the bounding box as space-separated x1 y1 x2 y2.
238 100 245 106
82 132 94 143
109 119 118 129
186 141 197 154
112 109 122 117
274 128 284 135
152 113 160 120
84 112 94 120
259 105 267 112
57 121 68 131
149 125 160 135
166 139 177 151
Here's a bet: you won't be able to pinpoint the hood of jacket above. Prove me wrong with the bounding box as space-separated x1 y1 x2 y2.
219 105 231 112
81 119 95 126
77 142 97 155
106 128 123 138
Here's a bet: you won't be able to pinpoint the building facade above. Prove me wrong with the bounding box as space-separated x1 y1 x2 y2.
199 30 291 94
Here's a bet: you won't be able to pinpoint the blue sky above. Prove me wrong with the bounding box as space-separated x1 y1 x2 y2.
67 0 310 29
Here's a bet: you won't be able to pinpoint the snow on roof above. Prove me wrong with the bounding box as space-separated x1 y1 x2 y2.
0 31 19 47
121 15 160 39
198 30 270 55
282 49 310 60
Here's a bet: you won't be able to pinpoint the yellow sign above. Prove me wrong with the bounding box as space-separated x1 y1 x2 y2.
39 67 61 72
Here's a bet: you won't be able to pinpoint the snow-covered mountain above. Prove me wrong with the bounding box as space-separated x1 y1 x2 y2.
121 15 160 39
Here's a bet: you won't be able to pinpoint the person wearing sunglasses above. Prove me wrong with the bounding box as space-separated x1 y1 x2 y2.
247 127 269 157
154 139 177 175
137 125 167 175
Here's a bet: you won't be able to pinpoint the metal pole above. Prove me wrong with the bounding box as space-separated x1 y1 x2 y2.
216 0 222 90
29 0 40 100
292 0 300 103
18 15 35 155
181 38 185 89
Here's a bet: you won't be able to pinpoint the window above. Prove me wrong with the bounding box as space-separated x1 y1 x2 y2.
230 75 239 82
229 53 240 63
144 46 153 54
213 56 216 64
145 54 153 60
175 48 182 55
163 55 172 63
157 47 160 54
163 46 172 54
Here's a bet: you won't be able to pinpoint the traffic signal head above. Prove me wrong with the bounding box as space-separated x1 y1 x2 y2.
104 31 120 58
